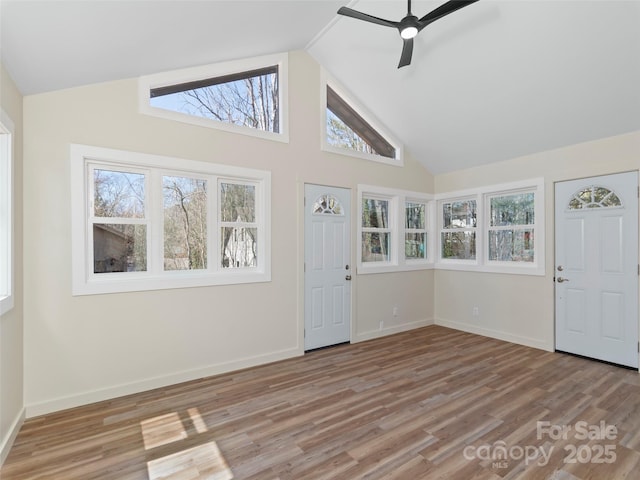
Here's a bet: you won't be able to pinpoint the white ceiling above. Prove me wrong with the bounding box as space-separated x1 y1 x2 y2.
2 0 639 174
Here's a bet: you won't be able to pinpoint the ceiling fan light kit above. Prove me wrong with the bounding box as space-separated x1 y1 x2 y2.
338 0 480 68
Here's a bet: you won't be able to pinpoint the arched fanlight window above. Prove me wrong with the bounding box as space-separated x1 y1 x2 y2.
313 194 343 215
568 186 622 210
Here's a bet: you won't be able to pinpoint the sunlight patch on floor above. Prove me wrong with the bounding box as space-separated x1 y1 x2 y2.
146 441 233 480
141 408 233 479
140 412 188 450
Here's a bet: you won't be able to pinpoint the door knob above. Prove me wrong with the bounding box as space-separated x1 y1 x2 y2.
556 277 569 283
345 275 352 281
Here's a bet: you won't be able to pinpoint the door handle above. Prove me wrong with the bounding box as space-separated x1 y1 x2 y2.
556 277 569 283
345 275 352 281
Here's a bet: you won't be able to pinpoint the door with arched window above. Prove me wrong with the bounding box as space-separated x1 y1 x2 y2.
304 184 351 350
555 171 638 368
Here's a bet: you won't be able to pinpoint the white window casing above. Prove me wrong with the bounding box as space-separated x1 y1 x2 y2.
435 178 545 276
357 185 433 274
139 53 289 143
322 70 403 167
0 109 14 314
71 144 271 295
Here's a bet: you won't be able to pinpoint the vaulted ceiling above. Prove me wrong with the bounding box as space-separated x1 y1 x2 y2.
2 0 639 174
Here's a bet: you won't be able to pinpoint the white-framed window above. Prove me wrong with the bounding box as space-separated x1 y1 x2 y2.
0 109 14 314
358 185 432 274
487 190 535 263
322 71 403 166
361 194 393 264
436 178 545 275
139 53 288 143
71 144 271 295
439 197 478 263
405 199 428 262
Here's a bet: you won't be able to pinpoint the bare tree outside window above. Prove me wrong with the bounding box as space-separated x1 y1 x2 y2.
441 200 477 260
488 192 535 262
150 69 279 133
327 110 376 155
362 197 390 262
163 176 207 271
93 169 147 273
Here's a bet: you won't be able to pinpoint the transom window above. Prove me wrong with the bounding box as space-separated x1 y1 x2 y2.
150 66 279 133
326 86 395 159
72 145 271 295
139 53 288 143
313 194 343 215
568 186 622 209
322 73 402 166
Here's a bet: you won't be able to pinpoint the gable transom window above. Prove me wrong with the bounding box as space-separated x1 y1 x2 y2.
322 73 402 166
140 53 288 143
72 145 271 295
568 186 622 210
327 86 395 159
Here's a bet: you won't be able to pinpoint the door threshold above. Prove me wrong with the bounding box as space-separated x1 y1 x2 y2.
555 350 638 371
305 341 350 353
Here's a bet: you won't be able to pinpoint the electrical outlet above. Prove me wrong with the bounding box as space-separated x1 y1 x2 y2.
472 306 479 318
379 320 384 330
392 306 399 317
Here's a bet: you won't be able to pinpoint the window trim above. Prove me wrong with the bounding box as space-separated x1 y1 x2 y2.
321 70 403 166
71 144 271 295
357 185 433 274
139 52 289 143
435 178 545 276
0 109 14 315
404 198 429 263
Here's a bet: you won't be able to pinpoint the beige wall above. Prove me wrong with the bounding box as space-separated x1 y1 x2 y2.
434 131 640 351
22 51 435 416
0 64 24 464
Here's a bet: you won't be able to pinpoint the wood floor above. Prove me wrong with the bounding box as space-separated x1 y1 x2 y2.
3 325 640 480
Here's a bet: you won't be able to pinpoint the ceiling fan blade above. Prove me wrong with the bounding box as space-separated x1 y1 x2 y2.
418 0 479 30
398 38 414 68
337 6 398 29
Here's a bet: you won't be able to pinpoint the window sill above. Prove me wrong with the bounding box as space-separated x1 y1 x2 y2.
435 262 545 276
73 271 271 296
357 262 433 275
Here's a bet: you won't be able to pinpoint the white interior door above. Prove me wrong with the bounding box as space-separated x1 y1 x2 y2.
555 172 638 368
304 184 351 351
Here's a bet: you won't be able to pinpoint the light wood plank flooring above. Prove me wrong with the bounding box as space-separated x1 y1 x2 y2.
3 325 640 479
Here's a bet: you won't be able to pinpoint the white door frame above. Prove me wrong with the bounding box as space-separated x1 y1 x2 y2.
554 171 639 368
303 183 353 351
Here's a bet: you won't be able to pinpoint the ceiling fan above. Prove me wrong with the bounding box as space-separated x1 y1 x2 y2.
337 0 480 68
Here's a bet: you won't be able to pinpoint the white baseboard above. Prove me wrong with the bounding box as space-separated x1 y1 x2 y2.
354 318 434 343
434 317 553 352
26 347 302 418
1 407 25 466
